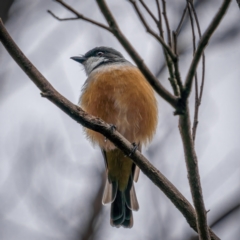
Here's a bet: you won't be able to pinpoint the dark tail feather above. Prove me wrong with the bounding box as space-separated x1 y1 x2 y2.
110 173 138 228
110 190 133 228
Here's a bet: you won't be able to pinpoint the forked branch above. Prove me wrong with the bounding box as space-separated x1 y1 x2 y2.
184 0 231 100
49 0 111 31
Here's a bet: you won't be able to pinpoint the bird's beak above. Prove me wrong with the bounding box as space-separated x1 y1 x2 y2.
70 56 87 64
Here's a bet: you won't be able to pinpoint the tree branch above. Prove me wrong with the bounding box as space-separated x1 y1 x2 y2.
183 0 231 100
128 0 177 61
0 19 219 240
139 0 159 25
187 1 200 143
178 3 232 238
155 0 164 38
47 10 81 21
128 0 180 96
179 107 210 240
48 0 111 32
188 0 206 142
175 4 188 36
161 0 172 47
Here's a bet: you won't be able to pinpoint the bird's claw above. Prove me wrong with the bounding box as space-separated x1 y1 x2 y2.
129 142 138 157
109 124 117 133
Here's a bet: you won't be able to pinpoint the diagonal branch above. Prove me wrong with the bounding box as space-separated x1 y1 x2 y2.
161 0 172 47
155 0 164 38
128 0 180 96
0 19 219 240
188 0 206 142
128 0 177 61
183 0 232 100
48 0 111 32
187 1 200 143
139 0 159 25
175 4 188 36
47 11 80 21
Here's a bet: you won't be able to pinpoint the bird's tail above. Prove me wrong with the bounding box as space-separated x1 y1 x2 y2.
101 149 140 228
102 171 139 228
110 173 139 227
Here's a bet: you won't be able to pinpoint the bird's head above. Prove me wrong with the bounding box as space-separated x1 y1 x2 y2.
71 46 128 76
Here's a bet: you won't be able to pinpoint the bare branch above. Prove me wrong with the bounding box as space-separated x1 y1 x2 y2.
188 0 206 142
187 2 199 143
0 19 219 240
139 0 158 25
128 0 181 97
47 10 80 21
189 1 206 105
183 0 231 100
179 108 210 240
155 0 164 38
172 4 188 90
129 0 177 61
179 2 232 238
175 4 188 36
161 0 172 47
48 0 111 32
95 0 179 110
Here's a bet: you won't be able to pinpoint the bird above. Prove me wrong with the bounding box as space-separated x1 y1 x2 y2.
71 46 158 228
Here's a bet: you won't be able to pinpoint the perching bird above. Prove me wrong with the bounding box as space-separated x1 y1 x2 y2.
71 46 158 228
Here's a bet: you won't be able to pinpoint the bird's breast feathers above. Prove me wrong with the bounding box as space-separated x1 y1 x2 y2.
80 64 158 150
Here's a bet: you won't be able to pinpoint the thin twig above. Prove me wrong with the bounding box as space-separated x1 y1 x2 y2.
189 0 206 142
128 0 180 97
173 57 183 94
155 0 164 38
47 10 80 21
183 0 231 101
129 0 177 61
175 4 188 36
199 54 205 104
155 0 180 96
161 0 172 47
48 0 111 32
0 19 219 239
170 4 188 96
139 0 158 25
179 107 211 240
96 0 179 110
187 2 199 143
189 1 206 105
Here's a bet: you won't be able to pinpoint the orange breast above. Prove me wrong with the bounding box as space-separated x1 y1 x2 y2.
80 64 158 150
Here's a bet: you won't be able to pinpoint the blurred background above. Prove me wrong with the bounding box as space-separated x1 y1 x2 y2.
0 0 239 239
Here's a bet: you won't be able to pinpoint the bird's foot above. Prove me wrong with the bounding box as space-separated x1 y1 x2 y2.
129 142 138 157
109 124 117 133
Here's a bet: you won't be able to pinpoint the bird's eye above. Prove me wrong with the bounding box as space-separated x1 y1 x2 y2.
97 52 104 56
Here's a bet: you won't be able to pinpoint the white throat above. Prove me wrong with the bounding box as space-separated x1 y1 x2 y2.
83 56 106 76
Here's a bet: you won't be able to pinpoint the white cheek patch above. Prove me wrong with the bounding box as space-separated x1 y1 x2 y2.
84 57 105 76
